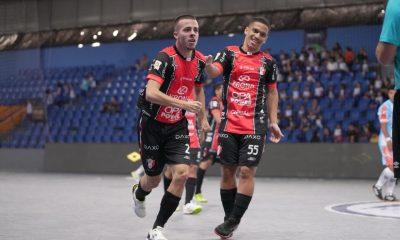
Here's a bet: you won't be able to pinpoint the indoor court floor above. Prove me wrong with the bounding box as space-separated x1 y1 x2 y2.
1 172 399 240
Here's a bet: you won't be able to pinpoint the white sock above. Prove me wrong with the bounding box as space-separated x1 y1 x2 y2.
383 168 396 195
376 167 390 188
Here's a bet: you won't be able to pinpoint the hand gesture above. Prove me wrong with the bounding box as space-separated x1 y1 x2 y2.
269 123 284 143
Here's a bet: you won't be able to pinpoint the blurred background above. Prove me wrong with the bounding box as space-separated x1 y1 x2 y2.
0 0 392 178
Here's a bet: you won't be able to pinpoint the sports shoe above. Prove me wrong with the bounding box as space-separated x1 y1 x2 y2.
372 185 383 200
147 226 168 240
194 193 208 203
183 201 202 215
384 194 397 201
214 217 240 239
132 184 146 218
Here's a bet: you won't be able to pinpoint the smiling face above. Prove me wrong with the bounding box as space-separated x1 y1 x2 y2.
243 21 269 53
174 18 199 51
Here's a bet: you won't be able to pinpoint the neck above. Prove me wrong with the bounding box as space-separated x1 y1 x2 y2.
242 42 258 54
175 43 193 59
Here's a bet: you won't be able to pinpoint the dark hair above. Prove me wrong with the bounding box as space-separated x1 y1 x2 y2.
174 15 197 25
388 84 395 90
248 17 271 29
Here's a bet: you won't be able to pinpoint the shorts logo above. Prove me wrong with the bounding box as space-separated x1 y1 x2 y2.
244 135 261 140
144 145 159 151
248 157 256 161
175 134 189 139
219 133 229 138
146 159 156 169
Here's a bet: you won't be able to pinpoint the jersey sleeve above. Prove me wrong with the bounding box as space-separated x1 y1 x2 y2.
213 48 231 74
195 66 206 86
265 59 278 90
146 52 170 84
379 0 400 46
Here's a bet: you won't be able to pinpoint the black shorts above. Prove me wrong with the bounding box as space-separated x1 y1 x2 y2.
137 113 190 176
393 90 400 178
190 148 201 165
218 132 265 167
201 147 219 164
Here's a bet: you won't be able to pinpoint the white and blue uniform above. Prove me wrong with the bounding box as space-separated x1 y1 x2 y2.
377 99 393 165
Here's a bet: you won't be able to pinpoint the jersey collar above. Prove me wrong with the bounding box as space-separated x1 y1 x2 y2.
174 45 195 61
239 45 260 55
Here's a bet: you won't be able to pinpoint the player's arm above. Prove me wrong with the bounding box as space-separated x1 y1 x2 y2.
146 80 201 113
266 61 283 142
267 87 279 126
205 49 230 78
376 42 397 65
194 82 211 131
211 109 221 124
376 2 400 65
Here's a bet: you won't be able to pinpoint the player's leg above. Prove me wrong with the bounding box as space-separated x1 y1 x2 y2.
393 90 400 178
195 153 214 203
215 134 264 238
163 166 173 192
373 138 388 200
383 151 396 201
183 161 202 214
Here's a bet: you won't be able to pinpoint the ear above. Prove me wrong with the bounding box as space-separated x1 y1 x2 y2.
244 26 249 35
173 31 178 40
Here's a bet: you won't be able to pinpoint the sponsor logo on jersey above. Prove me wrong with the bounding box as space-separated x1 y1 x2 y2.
177 86 189 95
239 65 257 71
231 110 251 116
231 92 252 106
160 106 181 121
233 81 255 90
181 77 192 82
259 66 266 75
238 75 250 82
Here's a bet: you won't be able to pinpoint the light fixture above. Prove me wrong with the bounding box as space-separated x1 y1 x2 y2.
78 44 83 48
93 35 98 40
128 32 138 41
91 42 101 47
113 30 119 37
97 31 102 36
80 31 85 36
228 33 235 37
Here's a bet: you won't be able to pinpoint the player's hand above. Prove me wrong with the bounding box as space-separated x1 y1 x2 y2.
205 55 213 66
269 123 284 143
183 100 202 113
200 117 211 132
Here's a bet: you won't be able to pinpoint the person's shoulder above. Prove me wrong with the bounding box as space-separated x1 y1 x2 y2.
194 50 206 62
262 52 274 61
226 45 240 52
160 46 176 56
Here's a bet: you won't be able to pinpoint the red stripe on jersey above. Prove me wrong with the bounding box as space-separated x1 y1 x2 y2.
147 73 164 85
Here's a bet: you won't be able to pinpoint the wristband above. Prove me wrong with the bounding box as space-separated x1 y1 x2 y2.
386 137 392 142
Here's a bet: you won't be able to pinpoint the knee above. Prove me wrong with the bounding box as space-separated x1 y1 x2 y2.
239 166 255 180
221 167 236 183
173 166 189 184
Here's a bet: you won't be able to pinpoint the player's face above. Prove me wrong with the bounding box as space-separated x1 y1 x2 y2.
244 22 269 52
174 19 199 50
388 89 395 102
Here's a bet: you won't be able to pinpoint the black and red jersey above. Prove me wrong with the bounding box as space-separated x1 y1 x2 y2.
138 45 206 124
213 45 277 134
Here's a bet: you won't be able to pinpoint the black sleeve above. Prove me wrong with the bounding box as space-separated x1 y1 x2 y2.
147 52 170 82
265 59 278 86
195 62 206 85
213 48 232 74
